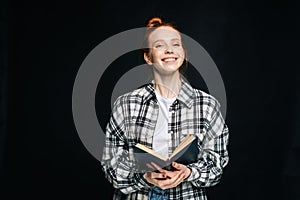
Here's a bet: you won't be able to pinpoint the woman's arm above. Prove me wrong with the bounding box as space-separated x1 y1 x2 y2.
186 101 229 187
100 96 153 194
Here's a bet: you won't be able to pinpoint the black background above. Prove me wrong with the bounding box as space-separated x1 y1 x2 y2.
1 0 300 199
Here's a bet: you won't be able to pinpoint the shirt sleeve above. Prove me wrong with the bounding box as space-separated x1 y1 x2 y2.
100 96 153 194
185 99 229 187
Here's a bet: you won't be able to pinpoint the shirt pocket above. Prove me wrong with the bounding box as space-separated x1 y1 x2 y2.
127 118 155 147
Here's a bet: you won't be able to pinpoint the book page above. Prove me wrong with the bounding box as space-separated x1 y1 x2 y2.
135 143 168 161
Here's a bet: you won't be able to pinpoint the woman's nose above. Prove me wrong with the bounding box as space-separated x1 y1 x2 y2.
164 46 173 54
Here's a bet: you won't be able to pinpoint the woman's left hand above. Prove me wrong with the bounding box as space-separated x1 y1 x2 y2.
164 162 191 182
145 162 191 190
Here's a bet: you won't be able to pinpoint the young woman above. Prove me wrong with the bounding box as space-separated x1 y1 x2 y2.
101 17 229 200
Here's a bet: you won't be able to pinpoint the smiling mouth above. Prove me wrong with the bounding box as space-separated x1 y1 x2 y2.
161 57 178 62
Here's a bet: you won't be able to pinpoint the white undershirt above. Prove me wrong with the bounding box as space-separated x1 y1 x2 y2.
152 90 176 158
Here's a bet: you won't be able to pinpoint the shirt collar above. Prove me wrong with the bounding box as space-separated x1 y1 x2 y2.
143 77 194 108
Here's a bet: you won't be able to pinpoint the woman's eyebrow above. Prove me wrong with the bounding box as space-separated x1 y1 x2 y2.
153 38 181 43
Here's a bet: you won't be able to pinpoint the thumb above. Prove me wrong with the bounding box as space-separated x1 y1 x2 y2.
172 162 184 169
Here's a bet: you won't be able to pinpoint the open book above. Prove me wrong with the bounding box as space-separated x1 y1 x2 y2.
133 134 199 171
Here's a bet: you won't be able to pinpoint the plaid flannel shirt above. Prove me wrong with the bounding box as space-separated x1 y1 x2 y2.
101 78 229 200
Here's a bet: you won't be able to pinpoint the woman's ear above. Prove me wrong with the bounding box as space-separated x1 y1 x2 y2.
144 53 152 65
184 49 188 62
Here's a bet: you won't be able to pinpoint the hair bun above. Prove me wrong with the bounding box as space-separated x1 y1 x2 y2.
147 17 163 27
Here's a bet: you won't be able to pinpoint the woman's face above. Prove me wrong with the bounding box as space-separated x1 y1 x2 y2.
145 26 185 76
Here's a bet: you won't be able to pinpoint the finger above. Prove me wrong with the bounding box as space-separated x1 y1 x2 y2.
169 172 185 188
151 172 167 179
150 162 166 173
162 170 177 178
145 172 161 187
172 162 184 170
146 163 155 171
174 173 185 186
162 171 184 185
159 173 185 190
172 162 191 179
145 172 156 186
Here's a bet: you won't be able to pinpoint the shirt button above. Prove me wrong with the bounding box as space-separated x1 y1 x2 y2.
171 110 175 113
198 134 203 141
169 131 173 134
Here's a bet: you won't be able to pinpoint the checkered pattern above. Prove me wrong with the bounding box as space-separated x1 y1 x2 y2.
101 78 229 200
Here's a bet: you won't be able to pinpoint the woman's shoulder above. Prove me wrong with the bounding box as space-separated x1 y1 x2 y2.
113 83 152 105
181 78 220 107
192 86 221 107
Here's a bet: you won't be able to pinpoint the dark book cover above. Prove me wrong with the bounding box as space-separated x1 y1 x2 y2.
133 135 199 171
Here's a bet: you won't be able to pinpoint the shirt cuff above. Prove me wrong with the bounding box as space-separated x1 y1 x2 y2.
185 166 200 182
136 173 154 188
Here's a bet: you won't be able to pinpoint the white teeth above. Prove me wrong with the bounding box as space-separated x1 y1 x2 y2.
163 58 176 62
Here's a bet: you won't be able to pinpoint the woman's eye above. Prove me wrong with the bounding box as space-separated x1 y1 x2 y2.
155 44 163 48
173 43 180 47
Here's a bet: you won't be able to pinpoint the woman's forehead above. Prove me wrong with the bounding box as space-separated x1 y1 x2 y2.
148 26 181 43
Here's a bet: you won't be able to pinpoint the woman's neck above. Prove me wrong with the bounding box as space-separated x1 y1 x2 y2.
153 73 182 98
